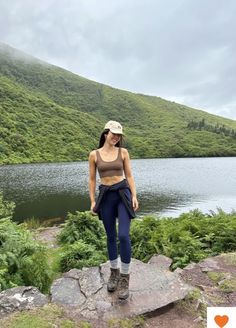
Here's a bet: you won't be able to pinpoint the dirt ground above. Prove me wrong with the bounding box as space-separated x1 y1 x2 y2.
143 304 203 328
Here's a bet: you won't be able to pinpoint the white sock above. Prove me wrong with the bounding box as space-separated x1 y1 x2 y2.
121 261 131 274
110 258 118 269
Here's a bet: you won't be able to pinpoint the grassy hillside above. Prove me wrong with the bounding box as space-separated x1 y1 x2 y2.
0 42 236 164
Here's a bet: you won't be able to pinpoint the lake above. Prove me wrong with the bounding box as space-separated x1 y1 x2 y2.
0 157 235 223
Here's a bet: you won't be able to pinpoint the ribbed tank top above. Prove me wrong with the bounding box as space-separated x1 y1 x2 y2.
96 148 124 178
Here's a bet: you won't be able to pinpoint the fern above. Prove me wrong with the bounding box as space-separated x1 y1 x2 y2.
0 194 53 292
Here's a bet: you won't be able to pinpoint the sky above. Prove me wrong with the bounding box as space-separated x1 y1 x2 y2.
0 0 236 120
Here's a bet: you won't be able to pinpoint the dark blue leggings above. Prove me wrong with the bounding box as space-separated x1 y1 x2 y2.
100 190 131 264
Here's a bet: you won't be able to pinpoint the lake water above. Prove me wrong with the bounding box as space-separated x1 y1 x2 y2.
0 157 235 223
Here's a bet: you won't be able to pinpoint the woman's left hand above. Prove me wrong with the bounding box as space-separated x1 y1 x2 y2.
132 196 139 211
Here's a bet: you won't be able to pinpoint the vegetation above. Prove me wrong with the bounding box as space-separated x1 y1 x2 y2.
0 193 53 293
176 288 206 326
0 304 92 328
219 277 236 293
0 303 145 328
59 240 106 272
57 211 107 272
187 119 236 138
1 193 236 293
58 211 106 251
1 42 236 164
108 316 145 328
130 209 236 269
56 207 236 271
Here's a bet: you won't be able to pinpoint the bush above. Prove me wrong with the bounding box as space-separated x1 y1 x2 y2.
0 192 15 220
58 211 106 252
59 240 106 272
58 211 107 272
130 209 236 269
20 251 53 293
0 193 53 292
129 216 161 261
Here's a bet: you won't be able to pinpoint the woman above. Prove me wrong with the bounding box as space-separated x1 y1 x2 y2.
88 120 138 300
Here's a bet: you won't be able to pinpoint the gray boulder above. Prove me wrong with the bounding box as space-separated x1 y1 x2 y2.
0 286 49 317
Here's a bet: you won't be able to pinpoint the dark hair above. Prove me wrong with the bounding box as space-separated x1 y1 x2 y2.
98 129 123 148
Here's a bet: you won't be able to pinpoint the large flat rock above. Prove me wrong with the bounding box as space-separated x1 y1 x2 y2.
50 257 191 320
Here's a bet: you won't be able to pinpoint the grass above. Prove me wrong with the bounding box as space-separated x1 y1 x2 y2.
0 304 145 328
0 304 86 328
207 271 227 284
45 246 62 280
219 277 236 293
108 317 145 328
24 217 42 230
176 288 206 319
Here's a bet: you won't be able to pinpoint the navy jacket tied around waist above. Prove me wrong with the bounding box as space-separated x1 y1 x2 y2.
93 179 136 220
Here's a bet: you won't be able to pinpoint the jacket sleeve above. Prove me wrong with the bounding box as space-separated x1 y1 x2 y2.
119 188 136 219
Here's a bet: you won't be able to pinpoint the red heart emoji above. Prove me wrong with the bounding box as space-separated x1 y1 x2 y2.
214 315 229 328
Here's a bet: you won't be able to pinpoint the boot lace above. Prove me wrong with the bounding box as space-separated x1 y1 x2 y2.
119 276 128 289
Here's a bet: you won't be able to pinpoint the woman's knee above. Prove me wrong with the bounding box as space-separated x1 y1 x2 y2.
118 233 130 244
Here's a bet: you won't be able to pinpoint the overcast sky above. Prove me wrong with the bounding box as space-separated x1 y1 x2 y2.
0 0 236 120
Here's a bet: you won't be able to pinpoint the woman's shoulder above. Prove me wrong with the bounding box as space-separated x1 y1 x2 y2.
89 149 97 160
120 147 129 158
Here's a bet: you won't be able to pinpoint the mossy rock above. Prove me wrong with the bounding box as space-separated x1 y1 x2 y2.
207 271 228 284
221 253 236 266
219 277 236 293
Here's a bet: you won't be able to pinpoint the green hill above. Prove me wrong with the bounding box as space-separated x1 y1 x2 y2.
0 42 236 164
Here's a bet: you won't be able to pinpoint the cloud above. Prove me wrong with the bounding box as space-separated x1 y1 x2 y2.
0 0 236 119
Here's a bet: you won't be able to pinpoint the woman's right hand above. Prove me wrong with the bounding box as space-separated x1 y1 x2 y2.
90 201 97 216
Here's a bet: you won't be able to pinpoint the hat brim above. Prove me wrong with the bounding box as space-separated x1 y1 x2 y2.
109 128 123 135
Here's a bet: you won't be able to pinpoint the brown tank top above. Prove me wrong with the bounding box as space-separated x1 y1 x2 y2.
96 148 124 178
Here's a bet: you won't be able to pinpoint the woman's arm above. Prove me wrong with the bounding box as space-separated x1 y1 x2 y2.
88 150 97 214
122 148 139 211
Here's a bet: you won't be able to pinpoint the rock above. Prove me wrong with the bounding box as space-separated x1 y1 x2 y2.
180 253 236 308
50 258 191 321
50 277 86 306
63 268 82 280
199 258 220 272
194 316 204 323
0 286 48 317
79 267 103 297
174 268 184 275
181 263 214 289
148 254 173 270
102 259 191 319
184 263 197 270
63 267 104 297
35 226 61 248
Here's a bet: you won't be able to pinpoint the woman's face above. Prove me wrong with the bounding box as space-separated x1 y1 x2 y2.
106 131 121 145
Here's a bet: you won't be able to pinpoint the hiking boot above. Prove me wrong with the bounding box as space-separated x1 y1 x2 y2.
107 268 120 292
117 273 130 299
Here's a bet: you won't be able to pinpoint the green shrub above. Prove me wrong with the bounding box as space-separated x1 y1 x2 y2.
0 194 53 292
59 240 106 272
58 211 106 252
130 216 161 261
0 192 15 220
20 251 53 293
130 209 236 269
